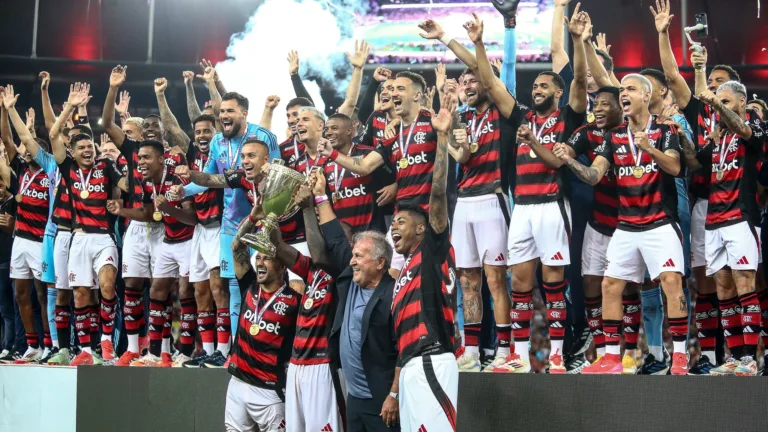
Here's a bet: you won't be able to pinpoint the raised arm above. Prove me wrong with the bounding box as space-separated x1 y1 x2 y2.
582 21 613 88
566 5 589 113
298 180 333 272
417 20 478 71
429 94 456 234
0 93 16 161
154 78 191 152
552 0 572 73
259 96 280 130
318 138 384 176
338 41 369 117
698 90 753 139
39 72 56 132
183 71 202 125
691 48 708 97
593 33 620 86
287 51 314 104
466 14 517 118
199 59 227 97
103 65 128 147
197 62 223 131
3 86 45 159
358 68 391 122
491 0 520 94
652 0 692 109
49 85 88 163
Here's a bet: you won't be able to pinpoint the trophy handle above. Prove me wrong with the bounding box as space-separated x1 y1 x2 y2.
271 158 285 166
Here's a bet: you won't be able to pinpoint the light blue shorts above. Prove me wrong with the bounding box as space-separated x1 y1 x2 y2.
41 232 56 284
219 232 236 279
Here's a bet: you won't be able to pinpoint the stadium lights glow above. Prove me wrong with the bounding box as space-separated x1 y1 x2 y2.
380 2 496 9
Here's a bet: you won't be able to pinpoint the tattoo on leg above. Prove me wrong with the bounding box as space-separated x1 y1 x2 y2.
679 295 687 312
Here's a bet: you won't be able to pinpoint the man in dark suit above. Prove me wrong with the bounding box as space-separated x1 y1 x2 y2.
299 172 400 432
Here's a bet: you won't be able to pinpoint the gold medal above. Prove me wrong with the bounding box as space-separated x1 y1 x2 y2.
469 143 479 154
398 158 408 170
15 194 22 203
80 190 89 199
249 324 260 336
587 112 596 123
633 166 644 179
529 150 537 159
53 187 58 197
152 211 163 222
332 192 338 204
716 170 725 181
304 298 314 310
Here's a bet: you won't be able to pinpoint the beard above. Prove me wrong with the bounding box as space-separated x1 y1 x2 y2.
533 94 556 112
223 121 243 139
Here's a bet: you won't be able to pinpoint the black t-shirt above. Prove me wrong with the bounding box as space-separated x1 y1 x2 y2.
0 177 19 263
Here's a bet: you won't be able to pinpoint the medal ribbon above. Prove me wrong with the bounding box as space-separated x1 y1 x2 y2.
18 168 43 198
77 167 93 196
227 133 248 171
252 284 286 329
531 112 556 142
305 270 325 300
333 144 355 192
627 116 654 169
150 166 168 214
470 110 489 144
717 132 739 172
399 120 417 160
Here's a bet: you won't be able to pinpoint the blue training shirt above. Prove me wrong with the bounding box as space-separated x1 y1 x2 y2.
32 148 60 236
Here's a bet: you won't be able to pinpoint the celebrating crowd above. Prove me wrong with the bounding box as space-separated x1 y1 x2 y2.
0 0 767 431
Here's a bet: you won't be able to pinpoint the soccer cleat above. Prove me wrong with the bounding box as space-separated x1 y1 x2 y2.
36 347 57 364
581 354 622 374
709 357 739 376
0 349 23 364
114 351 140 367
457 351 481 372
101 341 115 361
688 355 716 375
139 335 150 354
734 356 758 376
13 346 43 364
161 352 173 367
47 348 71 366
70 351 95 366
201 350 227 368
639 350 670 375
548 350 566 374
492 352 531 373
182 352 213 368
565 352 589 374
172 354 192 368
482 353 509 372
130 353 168 367
621 355 637 375
670 353 689 375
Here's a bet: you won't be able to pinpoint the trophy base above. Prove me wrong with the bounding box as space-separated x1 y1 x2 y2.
241 213 279 258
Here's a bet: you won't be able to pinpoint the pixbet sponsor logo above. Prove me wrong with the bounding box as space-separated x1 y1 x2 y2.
617 161 659 178
243 310 282 334
396 151 430 170
337 184 367 200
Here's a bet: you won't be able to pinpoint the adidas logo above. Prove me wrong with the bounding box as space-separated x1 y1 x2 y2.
322 424 334 432
662 259 675 268
494 253 505 262
550 252 564 261
418 426 428 432
615 146 628 154
737 256 750 265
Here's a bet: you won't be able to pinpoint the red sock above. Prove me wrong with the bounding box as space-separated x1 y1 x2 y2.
197 311 216 345
584 296 605 351
719 296 744 358
543 281 567 341
622 293 641 350
179 298 197 356
25 332 39 349
668 316 688 343
74 307 91 349
123 290 144 336
54 305 71 349
43 332 52 349
759 290 768 347
510 291 533 343
739 291 761 358
694 293 719 355
149 299 166 357
463 323 481 348
602 319 621 359
496 324 512 350
100 296 117 338
216 308 231 346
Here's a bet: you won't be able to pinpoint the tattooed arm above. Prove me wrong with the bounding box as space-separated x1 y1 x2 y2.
183 71 202 125
154 78 191 152
429 94 456 234
554 142 610 186
188 170 228 188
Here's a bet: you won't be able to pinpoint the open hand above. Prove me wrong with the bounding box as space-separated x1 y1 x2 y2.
463 13 484 43
418 20 445 40
346 40 371 69
650 0 674 34
287 50 300 75
110 65 128 88
116 90 131 115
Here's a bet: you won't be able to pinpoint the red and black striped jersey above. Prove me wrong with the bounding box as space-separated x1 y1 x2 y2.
11 157 50 242
279 136 306 171
289 149 327 242
188 146 223 227
595 118 682 231
51 175 73 229
289 253 335 365
375 109 436 211
509 104 585 204
58 157 123 234
696 116 765 229
116 155 129 176
324 143 375 233
141 174 195 243
568 123 619 235
224 170 261 205
360 110 390 149
278 137 310 243
230 283 300 390
119 138 187 210
392 227 456 367
458 106 503 197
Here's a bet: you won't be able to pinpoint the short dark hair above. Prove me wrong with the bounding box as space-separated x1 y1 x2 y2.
327 113 352 124
222 92 249 110
595 86 621 104
537 71 566 90
192 114 216 128
34 137 51 153
70 125 92 138
286 97 314 110
462 66 500 79
396 71 427 94
139 140 165 157
640 68 668 89
749 99 768 119
595 50 614 74
243 138 270 154
144 113 161 121
395 203 428 225
712 65 740 82
69 133 92 148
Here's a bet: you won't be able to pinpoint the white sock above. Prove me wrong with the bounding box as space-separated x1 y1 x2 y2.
702 350 716 363
483 348 494 357
101 335 111 342
672 340 686 355
550 340 564 356
127 334 139 353
514 341 528 357
464 345 479 356
648 345 663 359
162 338 170 354
596 347 606 356
606 344 620 356
203 342 215 356
460 330 465 346
53 340 59 349
219 341 230 357
82 347 92 354
497 346 510 357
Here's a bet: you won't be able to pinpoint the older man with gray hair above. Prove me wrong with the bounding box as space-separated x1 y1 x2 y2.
305 170 401 432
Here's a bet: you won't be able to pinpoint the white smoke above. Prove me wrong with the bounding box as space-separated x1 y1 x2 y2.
216 0 366 142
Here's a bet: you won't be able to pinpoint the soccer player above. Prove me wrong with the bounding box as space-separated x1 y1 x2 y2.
685 83 764 376
467 11 588 373
389 92 457 431
561 74 689 375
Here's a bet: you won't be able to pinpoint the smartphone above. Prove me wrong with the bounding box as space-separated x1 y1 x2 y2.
695 13 708 38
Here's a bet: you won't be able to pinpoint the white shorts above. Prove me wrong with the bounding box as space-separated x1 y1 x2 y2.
189 224 222 283
285 363 342 432
507 200 572 267
225 376 285 432
605 223 685 284
691 199 707 269
452 194 510 268
705 221 761 277
122 221 164 279
400 353 459 432
68 233 118 289
54 230 72 289
10 237 42 280
386 226 405 271
582 224 612 277
153 239 192 279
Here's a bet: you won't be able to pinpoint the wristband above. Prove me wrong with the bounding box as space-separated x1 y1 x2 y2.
439 33 454 46
329 149 340 161
315 195 329 205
